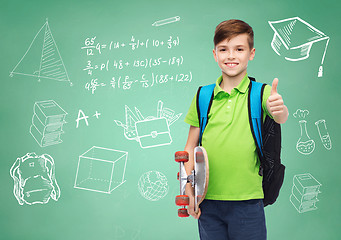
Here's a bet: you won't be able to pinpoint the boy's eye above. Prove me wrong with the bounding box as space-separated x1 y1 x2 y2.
219 48 226 52
237 48 244 51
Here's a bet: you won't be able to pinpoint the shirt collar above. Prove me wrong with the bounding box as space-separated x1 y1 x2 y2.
214 74 250 97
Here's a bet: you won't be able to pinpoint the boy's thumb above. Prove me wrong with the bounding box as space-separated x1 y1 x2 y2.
271 78 279 95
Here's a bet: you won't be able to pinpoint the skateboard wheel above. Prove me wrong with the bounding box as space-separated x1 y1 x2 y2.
178 208 189 217
177 172 179 180
175 195 189 206
196 151 204 163
175 151 189 162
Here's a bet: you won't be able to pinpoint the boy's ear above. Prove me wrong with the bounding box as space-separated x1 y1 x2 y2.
249 48 256 60
213 49 218 62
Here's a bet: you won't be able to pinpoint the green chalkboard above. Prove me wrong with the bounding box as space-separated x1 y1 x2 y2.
1 0 341 239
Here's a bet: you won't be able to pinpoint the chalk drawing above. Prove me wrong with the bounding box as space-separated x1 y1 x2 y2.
76 109 89 128
10 18 72 85
152 16 181 27
138 171 169 201
74 146 128 194
315 119 332 150
269 17 329 77
75 109 101 128
10 152 61 205
293 109 315 155
30 100 67 147
296 120 315 155
290 173 321 213
294 109 333 154
114 100 182 148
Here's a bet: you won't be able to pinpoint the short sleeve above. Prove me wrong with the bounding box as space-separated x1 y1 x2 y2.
262 84 273 119
184 93 200 127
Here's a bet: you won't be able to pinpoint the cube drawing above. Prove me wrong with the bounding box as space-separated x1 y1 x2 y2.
74 146 128 194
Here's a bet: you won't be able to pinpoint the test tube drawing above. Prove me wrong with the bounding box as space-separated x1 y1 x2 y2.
296 120 315 155
315 119 332 150
152 16 181 27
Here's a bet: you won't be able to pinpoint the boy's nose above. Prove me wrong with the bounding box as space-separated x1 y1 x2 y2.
227 51 235 59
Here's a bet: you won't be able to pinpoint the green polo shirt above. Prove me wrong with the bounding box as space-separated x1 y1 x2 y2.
184 74 272 200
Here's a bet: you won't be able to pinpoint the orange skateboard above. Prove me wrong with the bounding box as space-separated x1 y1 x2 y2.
175 146 209 217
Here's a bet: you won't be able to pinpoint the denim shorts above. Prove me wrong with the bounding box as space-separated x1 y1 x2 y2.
198 199 267 240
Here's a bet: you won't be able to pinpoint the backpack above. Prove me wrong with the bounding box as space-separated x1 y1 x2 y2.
10 152 61 205
196 77 285 207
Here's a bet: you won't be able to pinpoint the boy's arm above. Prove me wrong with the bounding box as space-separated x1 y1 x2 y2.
184 125 201 219
266 78 289 124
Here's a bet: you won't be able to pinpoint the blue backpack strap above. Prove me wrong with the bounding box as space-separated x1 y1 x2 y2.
248 80 266 158
196 83 215 146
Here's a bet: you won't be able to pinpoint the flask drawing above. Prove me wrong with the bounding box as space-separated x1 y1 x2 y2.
315 120 332 150
296 120 315 155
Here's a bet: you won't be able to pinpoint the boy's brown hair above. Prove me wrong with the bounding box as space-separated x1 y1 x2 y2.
214 19 254 49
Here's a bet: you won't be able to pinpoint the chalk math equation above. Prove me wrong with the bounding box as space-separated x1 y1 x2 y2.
83 56 184 75
81 36 180 55
81 34 192 94
85 72 192 94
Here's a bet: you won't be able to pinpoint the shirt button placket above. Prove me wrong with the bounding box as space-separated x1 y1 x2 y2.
227 99 232 110
225 96 232 124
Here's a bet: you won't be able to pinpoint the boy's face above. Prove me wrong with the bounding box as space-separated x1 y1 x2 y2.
213 33 255 81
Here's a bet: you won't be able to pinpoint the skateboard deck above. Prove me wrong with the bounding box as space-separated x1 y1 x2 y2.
175 146 209 217
194 146 209 213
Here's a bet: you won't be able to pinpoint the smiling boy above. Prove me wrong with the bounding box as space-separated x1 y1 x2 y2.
183 19 288 240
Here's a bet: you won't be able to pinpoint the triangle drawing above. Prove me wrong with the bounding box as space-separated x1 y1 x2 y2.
10 19 72 85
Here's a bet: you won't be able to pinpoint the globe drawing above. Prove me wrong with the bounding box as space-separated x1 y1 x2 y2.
138 171 169 201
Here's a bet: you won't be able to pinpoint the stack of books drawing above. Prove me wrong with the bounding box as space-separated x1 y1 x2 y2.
30 100 67 147
290 173 322 213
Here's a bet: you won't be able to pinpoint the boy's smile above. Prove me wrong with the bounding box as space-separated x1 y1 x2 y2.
226 62 238 68
213 33 255 82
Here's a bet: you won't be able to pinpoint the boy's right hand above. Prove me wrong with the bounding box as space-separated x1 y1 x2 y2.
187 196 201 219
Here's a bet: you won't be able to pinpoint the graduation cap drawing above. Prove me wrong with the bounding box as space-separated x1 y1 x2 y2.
268 17 330 77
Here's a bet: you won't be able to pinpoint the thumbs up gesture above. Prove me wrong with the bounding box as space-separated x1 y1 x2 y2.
266 78 288 124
